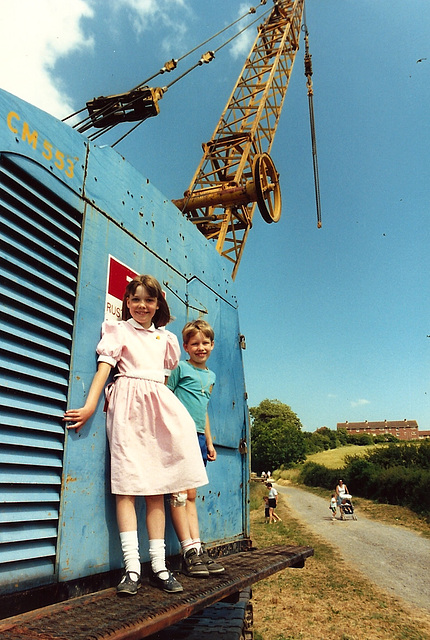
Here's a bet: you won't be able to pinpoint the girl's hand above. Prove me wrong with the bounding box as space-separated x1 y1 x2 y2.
63 407 94 433
63 362 112 433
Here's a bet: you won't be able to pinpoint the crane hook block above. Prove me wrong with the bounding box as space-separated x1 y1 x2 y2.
86 86 165 127
304 53 313 77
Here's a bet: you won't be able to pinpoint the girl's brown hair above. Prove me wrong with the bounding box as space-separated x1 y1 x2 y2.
121 275 171 328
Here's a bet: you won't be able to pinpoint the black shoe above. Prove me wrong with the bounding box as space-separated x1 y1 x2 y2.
117 571 141 596
199 545 225 574
149 569 183 593
182 548 210 577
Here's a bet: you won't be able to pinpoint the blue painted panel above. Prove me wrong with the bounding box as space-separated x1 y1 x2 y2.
0 559 55 593
0 449 62 467
0 540 57 564
0 113 84 593
177 278 250 545
0 88 87 194
2 487 60 503
83 140 236 298
0 87 250 595
187 278 247 449
0 467 62 485
0 505 58 524
1 335 70 374
0 523 57 544
58 201 193 579
0 410 65 435
0 428 63 450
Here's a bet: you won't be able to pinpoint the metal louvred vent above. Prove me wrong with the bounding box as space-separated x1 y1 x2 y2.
0 154 82 591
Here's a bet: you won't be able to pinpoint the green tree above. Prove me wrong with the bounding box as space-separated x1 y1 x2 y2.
316 426 339 449
305 430 329 453
336 427 349 446
250 399 305 472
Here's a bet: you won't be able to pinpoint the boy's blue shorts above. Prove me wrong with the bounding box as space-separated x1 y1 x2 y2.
198 433 208 466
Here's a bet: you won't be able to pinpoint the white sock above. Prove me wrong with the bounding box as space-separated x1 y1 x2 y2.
119 530 140 576
181 538 196 556
191 538 202 553
149 539 169 579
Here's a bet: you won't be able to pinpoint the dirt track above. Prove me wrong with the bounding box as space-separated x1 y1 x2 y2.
276 484 430 613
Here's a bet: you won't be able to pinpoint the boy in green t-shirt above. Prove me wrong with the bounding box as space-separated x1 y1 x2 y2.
168 320 224 576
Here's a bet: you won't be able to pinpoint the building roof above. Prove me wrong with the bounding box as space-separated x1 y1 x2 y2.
337 420 418 430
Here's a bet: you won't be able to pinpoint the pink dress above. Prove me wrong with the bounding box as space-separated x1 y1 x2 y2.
96 318 208 495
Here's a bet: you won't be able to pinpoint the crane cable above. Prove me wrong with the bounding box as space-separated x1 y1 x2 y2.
133 0 270 91
62 1 271 143
63 2 268 128
303 4 322 229
109 5 273 147
110 4 273 146
163 6 271 91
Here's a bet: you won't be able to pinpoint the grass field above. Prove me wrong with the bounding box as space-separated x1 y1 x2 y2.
271 445 381 484
249 482 430 640
304 444 386 468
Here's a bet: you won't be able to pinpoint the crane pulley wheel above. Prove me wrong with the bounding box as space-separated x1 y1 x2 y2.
252 153 282 224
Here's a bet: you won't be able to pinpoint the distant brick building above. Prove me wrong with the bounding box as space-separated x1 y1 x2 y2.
336 420 422 441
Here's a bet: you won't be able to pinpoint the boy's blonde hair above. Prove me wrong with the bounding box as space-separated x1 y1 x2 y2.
182 319 214 344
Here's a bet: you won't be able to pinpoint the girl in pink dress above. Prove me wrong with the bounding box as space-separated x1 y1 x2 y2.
64 275 208 596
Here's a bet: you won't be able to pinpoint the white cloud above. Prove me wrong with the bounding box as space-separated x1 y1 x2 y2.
230 29 254 60
229 3 258 60
0 0 94 118
115 0 188 35
350 398 371 408
0 0 261 121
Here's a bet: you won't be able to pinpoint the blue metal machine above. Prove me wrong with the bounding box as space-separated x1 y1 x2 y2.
0 87 250 596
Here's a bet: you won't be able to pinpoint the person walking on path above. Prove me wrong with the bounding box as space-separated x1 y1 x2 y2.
267 483 282 523
329 493 337 520
64 275 208 596
336 479 349 508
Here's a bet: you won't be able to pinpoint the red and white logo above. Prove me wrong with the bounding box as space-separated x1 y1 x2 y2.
105 255 139 321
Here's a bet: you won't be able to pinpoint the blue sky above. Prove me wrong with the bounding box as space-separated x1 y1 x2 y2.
1 0 429 432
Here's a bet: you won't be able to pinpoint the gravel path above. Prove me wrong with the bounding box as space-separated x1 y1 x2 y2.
276 484 430 612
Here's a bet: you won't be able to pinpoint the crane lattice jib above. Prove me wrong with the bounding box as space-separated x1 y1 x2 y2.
173 0 304 279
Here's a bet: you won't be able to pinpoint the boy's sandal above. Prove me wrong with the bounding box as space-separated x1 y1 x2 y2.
199 545 225 574
183 548 210 577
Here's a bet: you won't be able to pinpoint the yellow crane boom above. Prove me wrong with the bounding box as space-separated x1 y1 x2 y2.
173 0 305 279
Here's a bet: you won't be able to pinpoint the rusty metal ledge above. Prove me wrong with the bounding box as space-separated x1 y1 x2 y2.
0 545 313 640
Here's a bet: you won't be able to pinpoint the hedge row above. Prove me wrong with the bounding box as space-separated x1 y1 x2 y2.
299 444 430 517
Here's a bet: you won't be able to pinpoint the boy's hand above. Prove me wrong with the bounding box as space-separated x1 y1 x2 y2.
207 444 217 461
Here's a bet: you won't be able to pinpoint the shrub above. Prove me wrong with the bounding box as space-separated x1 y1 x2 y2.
365 441 430 469
343 456 379 497
415 440 430 469
375 466 430 514
348 433 374 446
340 445 430 516
299 462 340 491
